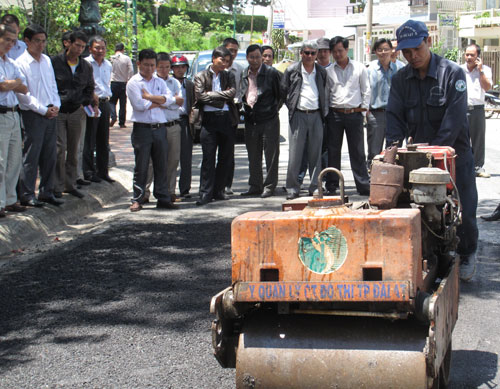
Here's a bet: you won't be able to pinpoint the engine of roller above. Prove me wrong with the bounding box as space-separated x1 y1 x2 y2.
210 144 461 388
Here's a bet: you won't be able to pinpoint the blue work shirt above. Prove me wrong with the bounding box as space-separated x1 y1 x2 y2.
386 53 471 161
367 60 401 109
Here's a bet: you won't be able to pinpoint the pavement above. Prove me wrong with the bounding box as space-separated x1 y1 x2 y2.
0 125 133 258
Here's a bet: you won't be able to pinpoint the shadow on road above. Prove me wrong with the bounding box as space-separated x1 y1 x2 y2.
449 349 498 388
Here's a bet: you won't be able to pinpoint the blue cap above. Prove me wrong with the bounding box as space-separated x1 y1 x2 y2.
396 20 429 51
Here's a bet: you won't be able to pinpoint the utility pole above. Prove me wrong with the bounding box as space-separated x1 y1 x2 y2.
266 0 274 45
124 0 128 38
132 0 138 72
365 0 373 64
250 5 254 43
233 0 237 38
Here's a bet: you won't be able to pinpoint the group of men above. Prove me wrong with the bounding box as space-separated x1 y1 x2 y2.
0 14 488 280
0 13 137 218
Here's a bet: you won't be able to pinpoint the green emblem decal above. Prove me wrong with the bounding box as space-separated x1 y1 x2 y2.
455 79 466 92
298 226 348 274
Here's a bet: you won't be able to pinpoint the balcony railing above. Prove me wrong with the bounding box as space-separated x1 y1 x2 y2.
433 0 475 12
459 9 500 29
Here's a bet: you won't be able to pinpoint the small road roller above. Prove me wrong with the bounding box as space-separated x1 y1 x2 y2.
211 145 461 388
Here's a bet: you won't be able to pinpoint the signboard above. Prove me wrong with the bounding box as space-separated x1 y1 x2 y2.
234 281 410 302
273 8 285 29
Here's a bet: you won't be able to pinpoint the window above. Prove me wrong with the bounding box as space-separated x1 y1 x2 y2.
409 0 428 5
486 0 498 9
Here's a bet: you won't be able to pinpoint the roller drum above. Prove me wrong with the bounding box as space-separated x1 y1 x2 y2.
236 313 430 388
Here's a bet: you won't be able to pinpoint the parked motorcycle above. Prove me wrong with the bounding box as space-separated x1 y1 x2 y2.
485 84 500 119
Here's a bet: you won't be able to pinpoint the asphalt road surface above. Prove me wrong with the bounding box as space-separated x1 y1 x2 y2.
0 112 499 388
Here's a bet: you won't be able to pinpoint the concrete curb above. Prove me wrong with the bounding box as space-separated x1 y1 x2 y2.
0 168 132 258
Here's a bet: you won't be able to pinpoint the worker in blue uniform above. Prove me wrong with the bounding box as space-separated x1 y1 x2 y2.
386 20 478 282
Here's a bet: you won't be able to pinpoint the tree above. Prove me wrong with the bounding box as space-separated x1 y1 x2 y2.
159 0 270 12
9 0 129 55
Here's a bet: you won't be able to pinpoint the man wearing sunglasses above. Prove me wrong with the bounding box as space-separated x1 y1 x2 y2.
281 40 328 200
325 36 371 197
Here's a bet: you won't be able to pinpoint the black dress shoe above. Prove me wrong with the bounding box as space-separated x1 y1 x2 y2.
21 198 44 207
64 189 85 198
86 175 102 183
286 192 299 200
97 174 115 183
180 192 191 199
325 188 338 196
196 196 212 206
481 205 500 221
214 192 230 200
54 191 63 198
261 190 274 198
5 203 26 212
76 178 91 186
241 189 262 196
39 195 64 206
157 201 178 209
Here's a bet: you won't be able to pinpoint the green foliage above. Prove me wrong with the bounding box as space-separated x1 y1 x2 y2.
444 47 459 62
138 23 174 52
206 18 233 44
158 5 267 33
430 39 444 56
164 0 270 12
8 0 129 56
474 10 500 19
137 13 205 52
271 29 285 51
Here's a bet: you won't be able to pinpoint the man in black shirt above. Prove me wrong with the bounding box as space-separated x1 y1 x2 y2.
51 30 95 199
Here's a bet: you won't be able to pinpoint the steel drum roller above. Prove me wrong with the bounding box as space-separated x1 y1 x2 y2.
236 313 429 388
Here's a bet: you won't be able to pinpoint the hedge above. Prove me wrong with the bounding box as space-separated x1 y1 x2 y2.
157 6 268 33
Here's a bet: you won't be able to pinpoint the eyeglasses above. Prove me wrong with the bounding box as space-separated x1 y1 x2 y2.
31 38 47 44
376 48 392 53
303 51 317 56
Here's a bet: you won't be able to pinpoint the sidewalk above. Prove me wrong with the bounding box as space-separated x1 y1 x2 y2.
0 123 135 259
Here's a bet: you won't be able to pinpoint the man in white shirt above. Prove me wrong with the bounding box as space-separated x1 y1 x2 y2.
461 43 492 178
110 42 133 128
281 40 328 199
84 36 114 184
223 37 243 195
325 36 371 196
126 49 176 212
144 52 184 204
0 23 28 217
1 14 26 60
16 24 63 207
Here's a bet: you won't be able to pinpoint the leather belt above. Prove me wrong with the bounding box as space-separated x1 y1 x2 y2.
205 110 228 116
99 97 109 102
296 108 320 114
331 107 366 114
467 104 484 111
165 120 179 127
133 122 165 129
0 105 19 114
370 107 386 112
